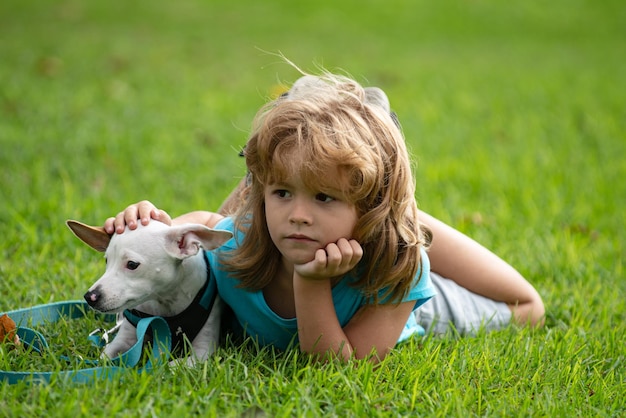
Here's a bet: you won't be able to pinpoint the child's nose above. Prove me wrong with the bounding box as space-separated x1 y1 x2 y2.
288 199 312 225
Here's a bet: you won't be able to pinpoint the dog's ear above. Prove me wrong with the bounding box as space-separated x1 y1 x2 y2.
164 224 233 259
66 220 112 252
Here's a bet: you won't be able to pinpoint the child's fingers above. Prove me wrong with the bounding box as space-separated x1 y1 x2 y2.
109 200 160 234
335 238 363 267
323 243 342 267
324 239 363 273
115 209 136 233
152 209 172 225
137 200 158 225
296 239 364 279
103 217 116 235
111 214 127 234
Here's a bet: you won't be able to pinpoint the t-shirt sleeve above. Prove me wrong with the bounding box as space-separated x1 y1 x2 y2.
376 248 436 309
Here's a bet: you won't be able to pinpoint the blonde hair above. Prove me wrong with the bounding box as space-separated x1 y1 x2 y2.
223 72 430 303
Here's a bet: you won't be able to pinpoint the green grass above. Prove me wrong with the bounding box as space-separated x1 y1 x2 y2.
1 0 624 416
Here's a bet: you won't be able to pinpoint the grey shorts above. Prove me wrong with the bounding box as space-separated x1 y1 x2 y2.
414 272 512 335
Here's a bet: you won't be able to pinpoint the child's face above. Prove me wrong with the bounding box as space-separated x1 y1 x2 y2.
264 174 358 267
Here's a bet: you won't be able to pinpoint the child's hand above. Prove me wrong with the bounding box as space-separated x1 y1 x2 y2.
104 200 171 234
294 238 363 281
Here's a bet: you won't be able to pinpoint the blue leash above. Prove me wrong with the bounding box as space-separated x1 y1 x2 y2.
1 301 172 384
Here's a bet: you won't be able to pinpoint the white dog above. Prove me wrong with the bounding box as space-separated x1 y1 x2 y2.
67 220 232 366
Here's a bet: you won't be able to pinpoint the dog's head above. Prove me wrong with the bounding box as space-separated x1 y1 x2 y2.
67 220 232 313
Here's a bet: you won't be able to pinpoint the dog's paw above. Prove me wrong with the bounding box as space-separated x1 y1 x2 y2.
167 352 209 368
167 357 194 368
103 342 134 359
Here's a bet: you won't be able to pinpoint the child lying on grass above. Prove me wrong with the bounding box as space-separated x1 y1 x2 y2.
105 70 544 362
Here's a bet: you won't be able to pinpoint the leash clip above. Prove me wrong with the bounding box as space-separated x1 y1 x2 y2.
88 314 123 346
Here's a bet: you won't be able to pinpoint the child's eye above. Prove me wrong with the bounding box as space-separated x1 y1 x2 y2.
274 189 291 198
315 193 334 203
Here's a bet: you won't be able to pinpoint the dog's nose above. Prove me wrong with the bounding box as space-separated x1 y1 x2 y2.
84 289 100 307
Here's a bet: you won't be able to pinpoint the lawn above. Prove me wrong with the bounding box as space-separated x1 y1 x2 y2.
0 0 624 416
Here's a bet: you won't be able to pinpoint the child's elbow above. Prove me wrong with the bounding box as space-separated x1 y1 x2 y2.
527 296 546 327
512 292 546 328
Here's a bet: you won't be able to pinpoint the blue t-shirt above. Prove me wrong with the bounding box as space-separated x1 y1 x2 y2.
207 217 435 350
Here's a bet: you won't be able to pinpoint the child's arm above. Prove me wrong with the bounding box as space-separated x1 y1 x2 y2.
294 275 415 362
293 238 414 361
419 211 545 326
103 200 224 234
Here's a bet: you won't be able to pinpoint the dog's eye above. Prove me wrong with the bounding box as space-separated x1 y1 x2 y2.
126 261 140 270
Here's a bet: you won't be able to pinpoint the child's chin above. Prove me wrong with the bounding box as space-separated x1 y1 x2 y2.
284 252 317 267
